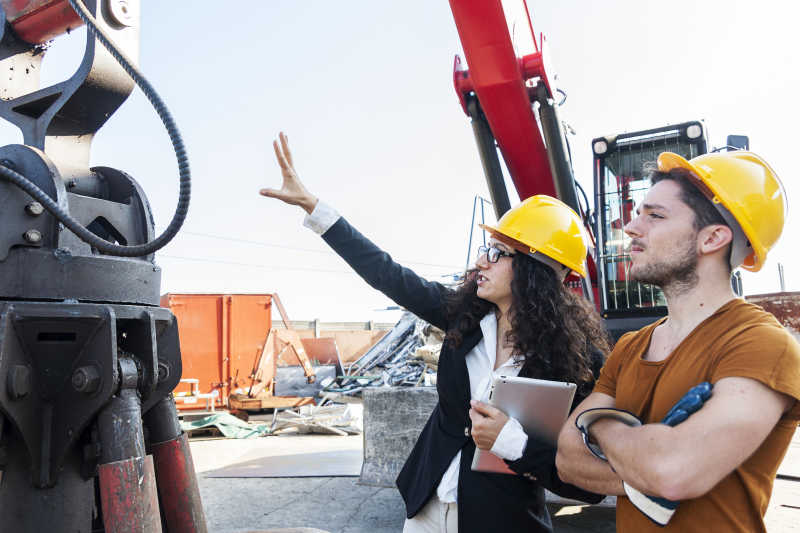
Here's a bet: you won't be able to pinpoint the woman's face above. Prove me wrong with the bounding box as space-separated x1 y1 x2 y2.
475 239 515 312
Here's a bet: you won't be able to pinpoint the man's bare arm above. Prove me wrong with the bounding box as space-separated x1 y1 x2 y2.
590 376 793 500
555 392 625 495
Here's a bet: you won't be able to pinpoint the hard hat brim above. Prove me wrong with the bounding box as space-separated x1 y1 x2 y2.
478 223 587 278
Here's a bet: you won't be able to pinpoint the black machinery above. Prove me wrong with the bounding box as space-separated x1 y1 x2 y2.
0 0 205 531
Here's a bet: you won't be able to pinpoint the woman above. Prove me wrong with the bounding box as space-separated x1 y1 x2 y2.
261 132 609 533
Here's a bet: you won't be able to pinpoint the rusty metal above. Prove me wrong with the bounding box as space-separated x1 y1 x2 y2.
98 455 162 533
746 291 800 338
96 358 161 532
150 434 208 533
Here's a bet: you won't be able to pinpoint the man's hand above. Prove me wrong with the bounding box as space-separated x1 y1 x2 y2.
259 131 318 214
469 400 509 450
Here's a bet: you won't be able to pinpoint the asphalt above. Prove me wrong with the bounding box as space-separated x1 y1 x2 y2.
192 430 799 533
192 434 613 533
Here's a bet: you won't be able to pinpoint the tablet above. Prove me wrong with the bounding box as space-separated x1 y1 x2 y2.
471 375 577 474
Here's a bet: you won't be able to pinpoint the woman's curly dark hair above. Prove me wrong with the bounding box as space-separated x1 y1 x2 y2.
444 253 610 392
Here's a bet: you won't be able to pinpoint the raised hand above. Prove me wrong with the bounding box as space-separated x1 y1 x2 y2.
259 131 318 214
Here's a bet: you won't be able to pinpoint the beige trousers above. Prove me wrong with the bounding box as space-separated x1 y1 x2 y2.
402 497 458 533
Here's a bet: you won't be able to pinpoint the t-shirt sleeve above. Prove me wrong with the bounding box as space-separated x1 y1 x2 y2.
711 324 800 421
593 332 635 398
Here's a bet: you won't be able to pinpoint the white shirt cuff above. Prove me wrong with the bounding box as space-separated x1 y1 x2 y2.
490 416 528 461
302 200 340 235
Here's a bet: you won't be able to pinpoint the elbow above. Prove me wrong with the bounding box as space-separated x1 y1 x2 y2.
645 461 711 501
554 449 573 484
555 432 579 485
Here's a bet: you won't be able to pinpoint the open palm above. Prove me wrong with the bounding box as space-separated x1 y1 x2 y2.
259 132 317 213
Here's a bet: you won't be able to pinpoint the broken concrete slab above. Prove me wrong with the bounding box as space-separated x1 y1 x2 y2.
359 387 439 487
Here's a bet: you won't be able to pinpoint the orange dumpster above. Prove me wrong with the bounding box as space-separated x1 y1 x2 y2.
161 293 273 410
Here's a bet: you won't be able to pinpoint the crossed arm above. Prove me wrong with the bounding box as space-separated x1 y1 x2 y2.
556 377 793 501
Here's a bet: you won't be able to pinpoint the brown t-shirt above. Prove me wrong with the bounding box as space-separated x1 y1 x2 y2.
594 298 800 532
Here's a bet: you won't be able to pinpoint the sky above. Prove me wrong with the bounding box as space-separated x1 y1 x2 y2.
2 0 798 322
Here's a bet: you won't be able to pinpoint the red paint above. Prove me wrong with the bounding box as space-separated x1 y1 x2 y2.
2 0 83 44
151 434 208 533
98 455 162 533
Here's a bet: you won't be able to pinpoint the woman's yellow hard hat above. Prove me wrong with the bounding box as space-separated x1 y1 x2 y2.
480 195 589 277
657 151 786 272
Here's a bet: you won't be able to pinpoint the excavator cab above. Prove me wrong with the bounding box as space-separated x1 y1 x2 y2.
591 121 708 339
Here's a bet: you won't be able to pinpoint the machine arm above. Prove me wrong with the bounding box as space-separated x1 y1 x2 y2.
449 0 597 282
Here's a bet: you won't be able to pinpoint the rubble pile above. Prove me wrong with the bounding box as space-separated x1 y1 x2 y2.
320 312 442 399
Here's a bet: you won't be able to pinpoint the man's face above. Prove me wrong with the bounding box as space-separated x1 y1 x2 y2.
623 179 699 290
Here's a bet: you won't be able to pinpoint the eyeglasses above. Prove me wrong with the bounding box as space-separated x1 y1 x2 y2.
477 245 514 263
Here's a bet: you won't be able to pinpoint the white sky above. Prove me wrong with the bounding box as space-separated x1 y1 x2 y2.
2 1 798 322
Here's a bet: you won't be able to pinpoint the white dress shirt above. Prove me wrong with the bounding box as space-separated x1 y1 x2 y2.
304 201 529 503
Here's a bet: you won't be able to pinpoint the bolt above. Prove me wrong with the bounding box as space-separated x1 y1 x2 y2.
107 0 135 26
7 365 30 400
72 366 101 394
0 159 15 170
157 362 170 383
25 202 44 216
23 229 42 244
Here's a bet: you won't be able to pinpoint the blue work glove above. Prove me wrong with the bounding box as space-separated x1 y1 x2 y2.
624 382 713 526
575 382 713 526
661 382 713 426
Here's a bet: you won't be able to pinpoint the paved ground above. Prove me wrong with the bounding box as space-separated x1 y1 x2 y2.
192 430 799 532
192 434 614 533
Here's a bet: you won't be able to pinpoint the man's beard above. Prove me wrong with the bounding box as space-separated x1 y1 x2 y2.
629 235 699 295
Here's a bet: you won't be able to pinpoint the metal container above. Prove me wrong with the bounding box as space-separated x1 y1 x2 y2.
746 291 800 341
161 293 272 410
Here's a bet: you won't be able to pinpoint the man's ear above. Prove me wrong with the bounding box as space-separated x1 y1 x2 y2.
698 224 733 256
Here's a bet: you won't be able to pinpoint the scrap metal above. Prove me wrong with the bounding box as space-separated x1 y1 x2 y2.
322 312 441 398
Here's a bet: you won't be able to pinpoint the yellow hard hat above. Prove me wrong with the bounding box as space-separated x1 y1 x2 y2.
657 151 786 272
480 195 589 277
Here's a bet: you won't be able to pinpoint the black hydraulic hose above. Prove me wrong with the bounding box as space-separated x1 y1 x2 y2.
0 0 190 257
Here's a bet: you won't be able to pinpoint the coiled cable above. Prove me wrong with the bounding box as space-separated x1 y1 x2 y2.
0 0 190 257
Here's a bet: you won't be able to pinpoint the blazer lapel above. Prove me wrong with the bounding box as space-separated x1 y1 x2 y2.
446 328 482 405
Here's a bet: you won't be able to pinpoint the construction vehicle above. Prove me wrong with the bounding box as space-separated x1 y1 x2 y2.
0 1 205 531
448 0 747 339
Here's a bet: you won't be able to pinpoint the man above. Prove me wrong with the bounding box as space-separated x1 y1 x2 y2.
555 150 800 532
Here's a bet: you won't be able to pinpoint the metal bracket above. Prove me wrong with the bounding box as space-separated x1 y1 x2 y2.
0 0 141 181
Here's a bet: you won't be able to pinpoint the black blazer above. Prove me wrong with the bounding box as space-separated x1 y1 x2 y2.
322 217 603 533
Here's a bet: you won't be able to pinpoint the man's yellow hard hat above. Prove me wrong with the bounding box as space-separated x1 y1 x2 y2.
480 195 589 277
657 151 786 272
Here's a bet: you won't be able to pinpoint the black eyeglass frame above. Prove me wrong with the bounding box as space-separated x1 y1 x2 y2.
477 244 515 263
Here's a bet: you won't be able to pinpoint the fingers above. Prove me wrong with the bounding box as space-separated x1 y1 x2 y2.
280 131 294 168
273 139 289 170
470 400 501 418
259 188 279 198
468 407 482 426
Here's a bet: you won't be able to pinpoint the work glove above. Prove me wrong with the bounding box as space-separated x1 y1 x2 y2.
574 382 713 526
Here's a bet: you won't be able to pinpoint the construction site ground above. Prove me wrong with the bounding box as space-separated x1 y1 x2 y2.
191 428 800 533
